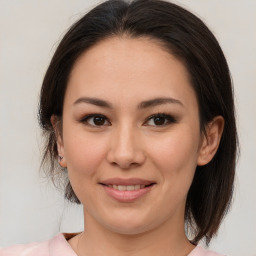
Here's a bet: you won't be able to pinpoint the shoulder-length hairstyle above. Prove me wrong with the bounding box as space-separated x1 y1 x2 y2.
39 0 238 245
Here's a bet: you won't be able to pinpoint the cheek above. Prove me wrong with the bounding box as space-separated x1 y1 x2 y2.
148 127 200 184
63 127 108 178
62 130 110 202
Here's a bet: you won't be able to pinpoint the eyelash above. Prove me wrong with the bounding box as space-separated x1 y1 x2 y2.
146 113 177 126
80 112 177 127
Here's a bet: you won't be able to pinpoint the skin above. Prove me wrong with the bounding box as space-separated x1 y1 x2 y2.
53 37 224 256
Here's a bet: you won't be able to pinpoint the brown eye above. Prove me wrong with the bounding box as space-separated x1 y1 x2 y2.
145 113 177 126
153 116 166 125
81 114 110 127
93 116 105 125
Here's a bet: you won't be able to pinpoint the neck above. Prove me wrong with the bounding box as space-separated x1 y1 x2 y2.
76 210 195 256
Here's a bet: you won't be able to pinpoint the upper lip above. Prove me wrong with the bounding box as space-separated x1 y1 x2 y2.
99 178 156 186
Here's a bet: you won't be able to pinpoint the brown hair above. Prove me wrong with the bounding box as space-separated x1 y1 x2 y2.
39 0 238 245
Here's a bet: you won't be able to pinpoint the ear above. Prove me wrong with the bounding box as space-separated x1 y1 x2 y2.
197 116 224 166
51 115 67 168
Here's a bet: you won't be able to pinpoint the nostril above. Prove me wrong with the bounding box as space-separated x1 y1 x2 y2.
111 161 138 169
106 146 146 169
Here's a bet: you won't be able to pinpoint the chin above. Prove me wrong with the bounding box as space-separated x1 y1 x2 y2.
101 213 156 236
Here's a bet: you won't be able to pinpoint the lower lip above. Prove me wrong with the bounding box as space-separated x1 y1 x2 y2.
102 185 154 202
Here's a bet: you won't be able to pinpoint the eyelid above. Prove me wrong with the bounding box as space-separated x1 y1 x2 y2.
80 113 111 127
143 113 177 126
79 112 177 127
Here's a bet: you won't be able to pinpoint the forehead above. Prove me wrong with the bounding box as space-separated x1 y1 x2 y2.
66 36 197 110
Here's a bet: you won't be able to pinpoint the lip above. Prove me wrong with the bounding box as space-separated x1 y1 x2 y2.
100 177 155 186
99 178 156 202
102 185 154 202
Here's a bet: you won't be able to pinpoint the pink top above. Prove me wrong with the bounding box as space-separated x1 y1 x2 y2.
0 233 225 256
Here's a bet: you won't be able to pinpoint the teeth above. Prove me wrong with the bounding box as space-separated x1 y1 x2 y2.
118 185 126 191
108 185 148 191
135 184 140 190
127 185 134 191
108 184 148 191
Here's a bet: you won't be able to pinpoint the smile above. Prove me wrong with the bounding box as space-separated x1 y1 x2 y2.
99 178 156 202
105 184 150 191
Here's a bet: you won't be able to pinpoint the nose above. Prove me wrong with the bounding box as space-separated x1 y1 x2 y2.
106 124 146 169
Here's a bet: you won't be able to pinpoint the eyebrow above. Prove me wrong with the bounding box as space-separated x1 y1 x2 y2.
138 97 183 109
73 97 183 109
74 97 113 108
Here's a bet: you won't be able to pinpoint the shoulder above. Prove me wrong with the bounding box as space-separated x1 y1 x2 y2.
0 233 77 256
0 239 50 256
189 245 226 256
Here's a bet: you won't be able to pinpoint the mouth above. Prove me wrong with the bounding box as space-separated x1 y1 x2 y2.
99 178 156 202
100 183 155 191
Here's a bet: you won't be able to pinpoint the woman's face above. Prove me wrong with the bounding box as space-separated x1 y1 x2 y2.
58 37 205 235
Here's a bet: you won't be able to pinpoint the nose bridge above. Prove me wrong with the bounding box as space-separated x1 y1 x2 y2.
107 121 145 168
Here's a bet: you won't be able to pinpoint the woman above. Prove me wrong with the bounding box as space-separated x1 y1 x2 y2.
1 0 237 255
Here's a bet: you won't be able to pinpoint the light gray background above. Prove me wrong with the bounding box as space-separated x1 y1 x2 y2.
0 0 255 255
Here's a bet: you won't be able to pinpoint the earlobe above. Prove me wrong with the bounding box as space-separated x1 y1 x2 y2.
51 115 67 168
197 116 224 166
58 155 67 168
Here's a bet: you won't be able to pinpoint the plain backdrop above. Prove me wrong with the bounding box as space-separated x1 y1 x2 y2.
0 0 255 255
